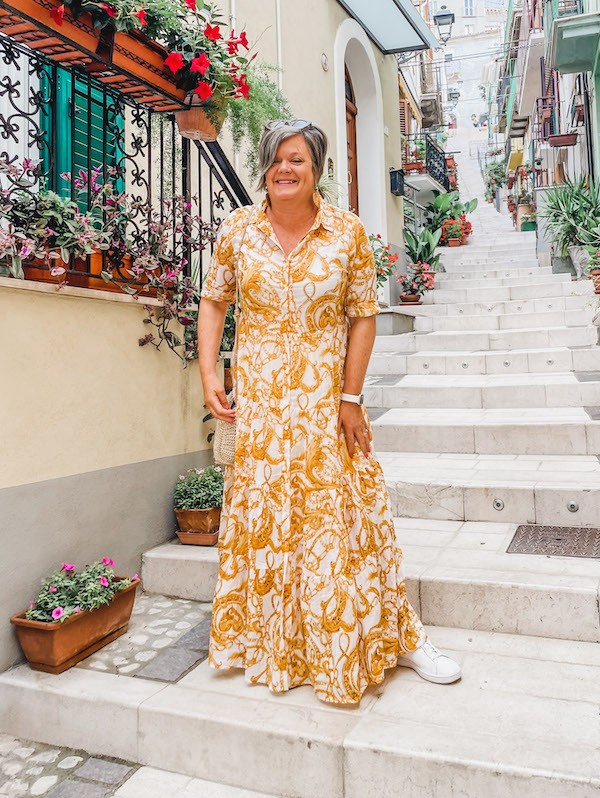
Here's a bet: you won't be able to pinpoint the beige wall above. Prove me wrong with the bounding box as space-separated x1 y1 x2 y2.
0 279 209 490
0 277 214 671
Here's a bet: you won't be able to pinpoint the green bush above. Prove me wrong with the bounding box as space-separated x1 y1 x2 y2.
174 466 224 510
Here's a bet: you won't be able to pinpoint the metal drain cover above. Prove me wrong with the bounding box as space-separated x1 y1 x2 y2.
507 526 600 559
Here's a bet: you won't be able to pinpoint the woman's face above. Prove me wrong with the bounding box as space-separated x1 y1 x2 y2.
265 134 315 205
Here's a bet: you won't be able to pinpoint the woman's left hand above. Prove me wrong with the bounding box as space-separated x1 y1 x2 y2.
338 401 371 459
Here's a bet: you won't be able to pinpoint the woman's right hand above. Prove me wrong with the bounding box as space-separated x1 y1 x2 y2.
202 374 236 424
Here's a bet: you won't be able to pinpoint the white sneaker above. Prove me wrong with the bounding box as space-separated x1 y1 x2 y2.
398 639 461 684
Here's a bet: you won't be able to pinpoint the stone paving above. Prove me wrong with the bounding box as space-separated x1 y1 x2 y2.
0 734 137 797
79 593 212 683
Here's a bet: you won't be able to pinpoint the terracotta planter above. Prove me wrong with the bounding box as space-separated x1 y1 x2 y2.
448 238 461 247
11 578 139 674
22 252 150 293
548 133 578 147
0 1 186 112
460 235 468 245
588 268 600 294
403 161 426 174
400 294 422 304
175 104 225 141
175 507 221 545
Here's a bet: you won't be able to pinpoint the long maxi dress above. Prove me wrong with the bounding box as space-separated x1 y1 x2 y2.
200 197 425 705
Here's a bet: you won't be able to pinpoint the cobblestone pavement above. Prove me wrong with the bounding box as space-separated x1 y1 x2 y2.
78 593 213 682
0 734 138 797
2 594 215 796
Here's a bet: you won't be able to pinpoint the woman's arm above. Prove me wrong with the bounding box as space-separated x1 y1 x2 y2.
197 299 236 424
338 315 377 457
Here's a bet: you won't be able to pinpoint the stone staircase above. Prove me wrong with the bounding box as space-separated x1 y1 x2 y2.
2 198 600 798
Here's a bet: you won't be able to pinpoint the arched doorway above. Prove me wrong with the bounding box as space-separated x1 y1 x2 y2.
345 67 359 214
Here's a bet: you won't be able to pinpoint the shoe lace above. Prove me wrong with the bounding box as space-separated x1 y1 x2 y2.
421 640 443 660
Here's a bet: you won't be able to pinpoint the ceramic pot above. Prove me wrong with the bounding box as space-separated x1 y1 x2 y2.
400 294 422 304
175 507 221 545
448 238 461 247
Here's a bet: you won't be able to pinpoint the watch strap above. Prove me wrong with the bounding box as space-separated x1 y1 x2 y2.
341 392 364 405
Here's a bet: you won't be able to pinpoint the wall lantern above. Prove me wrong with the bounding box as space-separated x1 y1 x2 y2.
433 5 455 44
390 168 405 196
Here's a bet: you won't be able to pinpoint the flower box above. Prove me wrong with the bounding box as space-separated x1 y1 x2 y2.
0 0 187 112
548 133 578 147
11 578 139 674
448 238 461 247
521 221 537 232
22 252 146 293
403 161 426 174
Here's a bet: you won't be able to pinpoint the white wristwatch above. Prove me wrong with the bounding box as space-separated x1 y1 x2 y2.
341 392 364 405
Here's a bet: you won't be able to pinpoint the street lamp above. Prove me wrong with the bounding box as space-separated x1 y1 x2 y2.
433 5 455 44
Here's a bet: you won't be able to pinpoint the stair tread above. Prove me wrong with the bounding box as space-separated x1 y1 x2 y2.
2 619 599 796
366 372 600 386
373 406 596 422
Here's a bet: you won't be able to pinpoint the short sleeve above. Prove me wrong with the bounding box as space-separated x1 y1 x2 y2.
345 219 380 318
200 207 248 304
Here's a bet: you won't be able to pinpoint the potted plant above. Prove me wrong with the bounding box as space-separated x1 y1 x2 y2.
520 212 537 232
548 132 578 147
585 249 600 294
11 559 139 674
403 227 442 274
441 219 463 246
370 233 400 291
540 179 600 278
403 138 426 173
174 466 224 545
395 261 434 303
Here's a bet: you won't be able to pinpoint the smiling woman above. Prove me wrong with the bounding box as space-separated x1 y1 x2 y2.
196 120 462 704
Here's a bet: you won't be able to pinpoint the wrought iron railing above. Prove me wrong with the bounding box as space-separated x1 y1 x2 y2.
0 33 250 290
534 95 558 141
425 135 450 191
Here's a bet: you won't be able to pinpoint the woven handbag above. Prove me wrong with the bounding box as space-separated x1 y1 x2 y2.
212 216 250 466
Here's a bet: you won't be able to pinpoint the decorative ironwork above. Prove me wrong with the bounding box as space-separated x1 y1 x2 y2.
508 525 600 558
0 32 250 290
425 134 450 191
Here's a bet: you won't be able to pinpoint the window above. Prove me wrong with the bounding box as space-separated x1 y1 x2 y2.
445 52 454 62
464 0 474 15
464 23 475 33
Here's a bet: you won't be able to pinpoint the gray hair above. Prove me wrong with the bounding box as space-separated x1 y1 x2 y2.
257 123 328 192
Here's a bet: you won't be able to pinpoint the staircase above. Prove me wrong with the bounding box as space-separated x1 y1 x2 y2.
2 187 600 798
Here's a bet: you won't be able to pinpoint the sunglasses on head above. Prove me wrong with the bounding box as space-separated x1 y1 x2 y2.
265 119 313 131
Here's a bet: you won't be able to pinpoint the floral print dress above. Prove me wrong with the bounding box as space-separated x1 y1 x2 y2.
200 198 425 704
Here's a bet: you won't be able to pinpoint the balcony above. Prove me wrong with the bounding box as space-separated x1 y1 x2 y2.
516 0 545 119
545 0 600 73
402 134 450 199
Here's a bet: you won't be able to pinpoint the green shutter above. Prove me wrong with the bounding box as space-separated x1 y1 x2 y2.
41 66 124 207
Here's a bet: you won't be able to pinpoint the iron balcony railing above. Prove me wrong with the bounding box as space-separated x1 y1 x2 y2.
0 33 251 290
403 134 451 192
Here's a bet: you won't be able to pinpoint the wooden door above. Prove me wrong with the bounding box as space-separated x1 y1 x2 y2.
345 67 359 214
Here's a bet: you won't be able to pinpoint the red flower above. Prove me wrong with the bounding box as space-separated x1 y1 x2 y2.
184 0 196 8
99 2 116 15
164 52 185 74
227 39 239 55
49 4 65 25
134 8 147 25
194 81 213 101
190 53 210 75
234 75 250 99
204 24 221 41
238 31 249 49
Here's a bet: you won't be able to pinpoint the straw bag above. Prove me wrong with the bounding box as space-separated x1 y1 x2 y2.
212 216 249 466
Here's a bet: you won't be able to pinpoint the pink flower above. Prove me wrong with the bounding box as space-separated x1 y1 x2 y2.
132 573 140 581
100 576 109 587
102 557 115 567
52 607 64 620
49 585 57 593
73 606 81 613
61 562 75 572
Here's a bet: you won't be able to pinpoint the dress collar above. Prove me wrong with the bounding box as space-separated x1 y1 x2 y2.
252 193 335 238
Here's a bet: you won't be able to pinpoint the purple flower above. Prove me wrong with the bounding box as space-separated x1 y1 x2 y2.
52 607 64 620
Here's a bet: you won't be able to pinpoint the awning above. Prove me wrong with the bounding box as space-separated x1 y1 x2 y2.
337 0 440 53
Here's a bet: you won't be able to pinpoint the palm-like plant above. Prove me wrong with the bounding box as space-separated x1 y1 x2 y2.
403 227 442 271
540 179 600 254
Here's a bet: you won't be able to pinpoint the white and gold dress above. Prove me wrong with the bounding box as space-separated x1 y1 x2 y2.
200 198 424 704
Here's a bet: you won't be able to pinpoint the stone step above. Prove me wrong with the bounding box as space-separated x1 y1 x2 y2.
432 273 570 290
364 372 600 409
142 516 600 641
374 324 597 353
114 767 279 798
379 451 600 525
394 292 594 317
436 265 552 281
430 280 593 305
2 619 599 798
368 346 600 376
371 407 600 455
441 259 541 272
413 308 594 333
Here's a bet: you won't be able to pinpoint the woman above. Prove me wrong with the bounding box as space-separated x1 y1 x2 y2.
198 120 460 704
